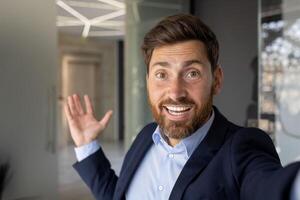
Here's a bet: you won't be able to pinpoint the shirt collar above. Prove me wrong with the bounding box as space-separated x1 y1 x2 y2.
152 110 215 157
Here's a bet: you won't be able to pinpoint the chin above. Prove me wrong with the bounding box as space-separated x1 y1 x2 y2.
158 114 196 139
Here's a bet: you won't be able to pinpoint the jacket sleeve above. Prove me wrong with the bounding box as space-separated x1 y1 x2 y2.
73 148 118 200
231 128 300 200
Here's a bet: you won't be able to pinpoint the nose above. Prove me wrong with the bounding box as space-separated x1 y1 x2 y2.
168 77 187 101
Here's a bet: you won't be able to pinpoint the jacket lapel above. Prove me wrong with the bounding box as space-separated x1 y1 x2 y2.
113 123 157 200
169 107 232 200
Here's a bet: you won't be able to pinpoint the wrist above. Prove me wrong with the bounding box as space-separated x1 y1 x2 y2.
75 139 94 147
74 140 100 162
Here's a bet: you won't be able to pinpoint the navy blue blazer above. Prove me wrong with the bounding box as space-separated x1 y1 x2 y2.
73 107 300 200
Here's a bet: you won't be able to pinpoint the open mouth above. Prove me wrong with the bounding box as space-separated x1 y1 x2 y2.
163 105 193 116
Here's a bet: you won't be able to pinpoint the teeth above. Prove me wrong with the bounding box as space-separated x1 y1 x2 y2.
168 110 186 115
165 105 191 112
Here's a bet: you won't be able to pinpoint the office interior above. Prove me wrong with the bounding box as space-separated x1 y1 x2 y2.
0 0 300 199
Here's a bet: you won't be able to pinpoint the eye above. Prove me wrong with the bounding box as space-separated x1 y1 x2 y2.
155 71 167 80
186 70 201 79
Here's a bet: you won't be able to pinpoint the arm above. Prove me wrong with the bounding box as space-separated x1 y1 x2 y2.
64 94 116 199
231 128 300 200
73 147 118 200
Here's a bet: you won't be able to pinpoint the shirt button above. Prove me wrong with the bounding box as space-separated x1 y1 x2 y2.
158 185 164 191
168 153 174 158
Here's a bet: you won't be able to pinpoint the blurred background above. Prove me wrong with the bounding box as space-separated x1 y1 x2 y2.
0 0 300 199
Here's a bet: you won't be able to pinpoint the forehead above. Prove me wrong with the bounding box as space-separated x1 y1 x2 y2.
150 40 208 62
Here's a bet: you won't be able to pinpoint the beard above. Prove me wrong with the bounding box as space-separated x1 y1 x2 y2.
148 88 213 140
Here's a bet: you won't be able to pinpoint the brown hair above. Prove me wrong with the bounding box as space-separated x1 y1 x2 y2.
142 14 219 74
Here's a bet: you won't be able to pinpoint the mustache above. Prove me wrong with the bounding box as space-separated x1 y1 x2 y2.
158 97 195 108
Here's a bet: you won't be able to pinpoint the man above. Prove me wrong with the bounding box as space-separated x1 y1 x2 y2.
64 14 300 200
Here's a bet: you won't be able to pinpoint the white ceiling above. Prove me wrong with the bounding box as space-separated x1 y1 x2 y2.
56 0 125 38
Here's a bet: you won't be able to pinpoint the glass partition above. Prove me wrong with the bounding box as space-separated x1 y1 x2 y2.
259 0 300 165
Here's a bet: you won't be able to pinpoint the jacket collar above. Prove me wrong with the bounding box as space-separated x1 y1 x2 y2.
114 106 232 200
169 106 232 200
114 123 156 200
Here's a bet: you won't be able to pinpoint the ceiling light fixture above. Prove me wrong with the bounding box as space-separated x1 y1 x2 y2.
56 0 125 38
97 0 125 9
57 0 91 37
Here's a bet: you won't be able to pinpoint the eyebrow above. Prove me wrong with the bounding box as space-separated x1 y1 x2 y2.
151 59 205 69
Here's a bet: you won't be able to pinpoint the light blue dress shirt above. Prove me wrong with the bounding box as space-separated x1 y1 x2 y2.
126 112 214 199
74 110 299 199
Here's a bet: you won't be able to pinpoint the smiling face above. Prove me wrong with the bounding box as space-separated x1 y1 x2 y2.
147 40 223 143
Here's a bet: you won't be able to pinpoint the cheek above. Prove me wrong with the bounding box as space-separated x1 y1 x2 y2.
148 90 164 106
188 83 212 102
147 79 167 104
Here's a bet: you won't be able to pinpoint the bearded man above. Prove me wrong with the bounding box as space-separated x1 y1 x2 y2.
64 14 300 200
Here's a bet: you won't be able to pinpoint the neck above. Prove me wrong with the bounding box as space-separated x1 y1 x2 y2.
167 138 181 147
160 131 181 147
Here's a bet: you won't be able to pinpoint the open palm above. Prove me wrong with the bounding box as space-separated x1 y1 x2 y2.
64 94 113 147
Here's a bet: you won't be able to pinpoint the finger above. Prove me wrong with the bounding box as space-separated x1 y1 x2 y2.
64 102 73 121
68 95 78 115
99 110 113 128
73 94 84 115
84 95 94 114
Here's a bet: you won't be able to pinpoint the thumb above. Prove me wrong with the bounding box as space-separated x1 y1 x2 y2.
99 110 113 128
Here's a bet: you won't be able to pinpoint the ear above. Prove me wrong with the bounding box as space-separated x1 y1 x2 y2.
212 65 223 95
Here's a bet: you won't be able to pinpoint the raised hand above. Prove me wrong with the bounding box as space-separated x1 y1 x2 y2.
64 94 113 147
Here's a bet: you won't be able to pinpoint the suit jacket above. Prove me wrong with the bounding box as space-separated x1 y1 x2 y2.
73 107 300 200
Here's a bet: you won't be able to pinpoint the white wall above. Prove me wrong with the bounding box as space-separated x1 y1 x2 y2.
0 0 58 198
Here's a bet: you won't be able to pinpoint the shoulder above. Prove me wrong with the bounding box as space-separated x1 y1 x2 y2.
230 127 275 150
141 122 158 133
119 123 157 174
228 127 278 159
123 122 157 155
